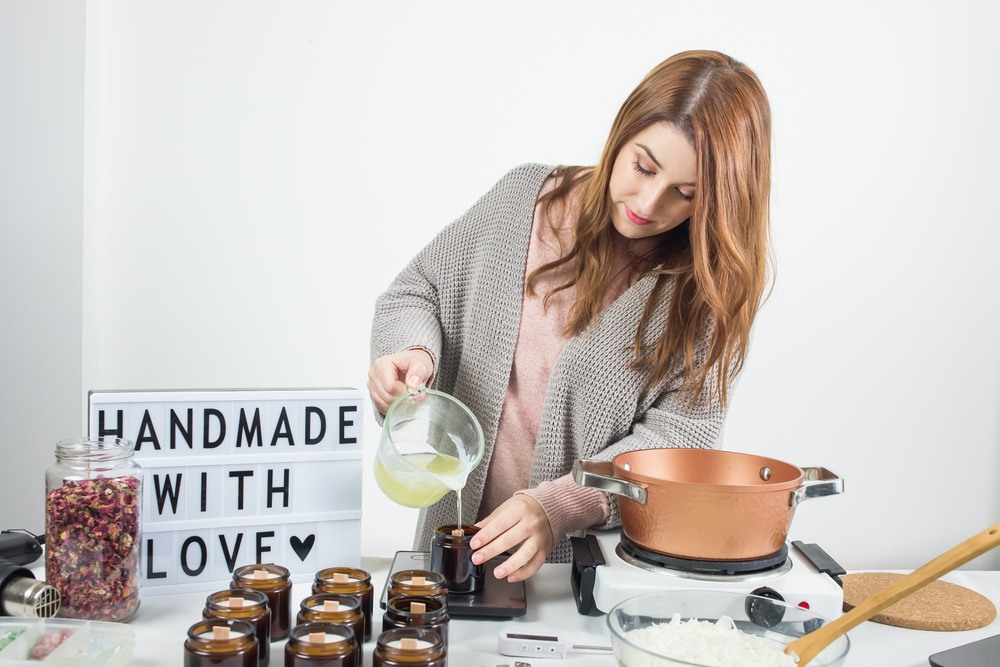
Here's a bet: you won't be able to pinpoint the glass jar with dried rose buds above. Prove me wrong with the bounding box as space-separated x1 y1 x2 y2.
44 437 142 622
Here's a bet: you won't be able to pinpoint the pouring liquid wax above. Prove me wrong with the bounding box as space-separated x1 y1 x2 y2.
374 387 485 519
373 447 471 509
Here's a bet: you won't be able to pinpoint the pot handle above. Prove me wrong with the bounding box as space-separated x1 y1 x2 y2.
572 460 648 504
790 467 844 507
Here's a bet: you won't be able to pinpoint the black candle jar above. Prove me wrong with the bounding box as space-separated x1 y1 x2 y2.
430 524 484 594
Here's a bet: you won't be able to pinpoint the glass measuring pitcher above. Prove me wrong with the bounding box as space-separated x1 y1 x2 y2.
374 387 485 508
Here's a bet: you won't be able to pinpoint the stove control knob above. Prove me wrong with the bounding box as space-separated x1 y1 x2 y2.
746 587 785 628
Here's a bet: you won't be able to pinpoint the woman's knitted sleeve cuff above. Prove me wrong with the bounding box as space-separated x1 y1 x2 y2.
518 474 611 543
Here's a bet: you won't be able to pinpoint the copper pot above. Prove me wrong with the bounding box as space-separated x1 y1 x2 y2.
573 448 843 561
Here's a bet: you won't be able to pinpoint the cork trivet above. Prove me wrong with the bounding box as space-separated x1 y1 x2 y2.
843 573 996 631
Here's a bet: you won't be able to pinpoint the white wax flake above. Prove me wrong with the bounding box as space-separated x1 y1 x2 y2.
620 615 798 667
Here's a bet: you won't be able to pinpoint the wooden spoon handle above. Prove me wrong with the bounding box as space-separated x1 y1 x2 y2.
786 520 1000 665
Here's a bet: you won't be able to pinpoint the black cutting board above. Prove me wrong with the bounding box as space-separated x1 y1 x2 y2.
380 550 527 618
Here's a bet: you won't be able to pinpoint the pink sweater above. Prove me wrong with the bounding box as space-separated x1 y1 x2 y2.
477 179 642 542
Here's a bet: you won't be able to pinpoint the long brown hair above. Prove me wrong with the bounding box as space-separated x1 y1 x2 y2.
528 50 772 407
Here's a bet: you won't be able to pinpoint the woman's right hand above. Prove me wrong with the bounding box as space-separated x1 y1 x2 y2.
367 349 435 414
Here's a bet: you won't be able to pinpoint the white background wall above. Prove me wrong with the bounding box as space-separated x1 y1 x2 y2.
1 1 85 534
3 0 999 572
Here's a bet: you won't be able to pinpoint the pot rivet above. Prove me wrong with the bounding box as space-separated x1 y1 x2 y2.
759 466 772 481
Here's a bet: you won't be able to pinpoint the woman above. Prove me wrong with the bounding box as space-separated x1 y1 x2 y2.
368 50 772 582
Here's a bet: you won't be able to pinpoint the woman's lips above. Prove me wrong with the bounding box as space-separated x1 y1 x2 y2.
624 206 655 225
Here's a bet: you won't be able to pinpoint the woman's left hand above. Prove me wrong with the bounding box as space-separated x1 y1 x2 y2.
470 495 554 583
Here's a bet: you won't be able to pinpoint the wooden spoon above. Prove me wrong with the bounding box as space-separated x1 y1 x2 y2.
785 519 1000 666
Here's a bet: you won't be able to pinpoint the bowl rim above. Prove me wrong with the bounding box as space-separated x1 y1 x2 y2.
605 590 851 666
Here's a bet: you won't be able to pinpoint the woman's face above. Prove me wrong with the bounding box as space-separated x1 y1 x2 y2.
608 122 697 240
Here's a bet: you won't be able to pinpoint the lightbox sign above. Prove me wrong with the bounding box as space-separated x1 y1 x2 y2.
87 388 363 595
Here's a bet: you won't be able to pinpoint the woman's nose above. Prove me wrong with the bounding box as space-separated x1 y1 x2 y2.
637 181 670 216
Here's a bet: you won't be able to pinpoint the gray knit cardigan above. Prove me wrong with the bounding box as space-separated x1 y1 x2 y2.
370 163 727 563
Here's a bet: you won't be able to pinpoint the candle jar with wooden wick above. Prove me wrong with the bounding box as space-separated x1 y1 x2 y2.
385 570 447 606
296 592 364 661
312 567 373 641
232 563 292 641
203 589 271 666
381 595 449 646
372 627 446 667
285 622 358 667
184 618 258 667
430 524 484 594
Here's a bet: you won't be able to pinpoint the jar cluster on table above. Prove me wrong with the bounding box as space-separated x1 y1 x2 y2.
183 562 454 667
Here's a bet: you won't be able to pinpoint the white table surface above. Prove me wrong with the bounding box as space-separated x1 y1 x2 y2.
119 558 1000 666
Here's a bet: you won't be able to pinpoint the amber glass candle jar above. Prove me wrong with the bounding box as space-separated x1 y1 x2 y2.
372 627 445 667
430 525 484 594
296 593 364 655
385 570 447 605
203 589 271 666
312 567 374 641
285 622 358 667
381 595 449 646
232 563 292 641
184 618 258 667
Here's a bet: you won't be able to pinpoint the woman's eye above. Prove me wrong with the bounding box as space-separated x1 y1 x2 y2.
677 189 694 202
632 160 654 176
